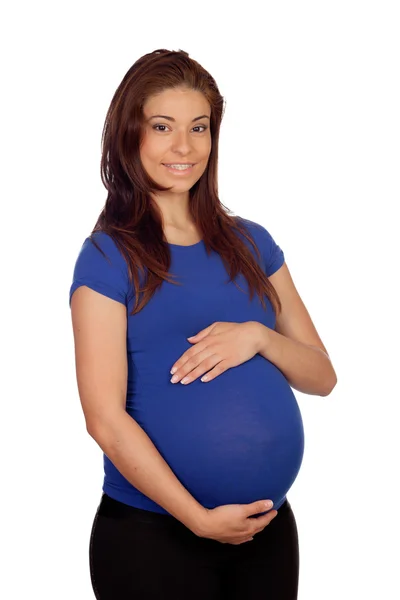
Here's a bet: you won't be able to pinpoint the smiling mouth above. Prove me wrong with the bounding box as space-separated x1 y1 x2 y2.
162 163 196 167
162 164 196 173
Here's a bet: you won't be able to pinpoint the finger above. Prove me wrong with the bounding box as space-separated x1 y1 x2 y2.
231 537 253 546
200 359 229 382
257 509 278 524
170 345 204 376
187 323 218 342
251 510 278 534
170 349 214 383
245 500 274 517
178 355 221 385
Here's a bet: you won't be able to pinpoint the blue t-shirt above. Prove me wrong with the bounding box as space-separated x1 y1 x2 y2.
69 217 304 515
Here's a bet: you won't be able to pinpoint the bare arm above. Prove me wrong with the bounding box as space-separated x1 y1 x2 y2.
262 263 337 396
70 286 207 535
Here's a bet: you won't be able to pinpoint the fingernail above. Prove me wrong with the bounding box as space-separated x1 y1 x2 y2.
265 501 273 508
170 367 177 375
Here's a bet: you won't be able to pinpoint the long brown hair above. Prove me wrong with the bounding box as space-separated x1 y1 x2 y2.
91 48 282 317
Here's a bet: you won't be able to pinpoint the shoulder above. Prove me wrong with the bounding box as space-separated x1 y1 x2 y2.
69 230 130 307
76 231 127 270
234 215 278 253
86 230 123 255
234 215 285 277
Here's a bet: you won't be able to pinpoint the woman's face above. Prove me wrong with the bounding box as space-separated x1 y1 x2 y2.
140 87 212 193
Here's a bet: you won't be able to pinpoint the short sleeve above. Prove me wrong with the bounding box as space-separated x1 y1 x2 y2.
237 217 285 277
69 231 129 307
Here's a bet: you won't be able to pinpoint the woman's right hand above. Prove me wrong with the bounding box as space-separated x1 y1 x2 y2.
195 500 278 545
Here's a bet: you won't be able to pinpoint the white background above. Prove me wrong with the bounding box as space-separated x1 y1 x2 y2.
1 1 399 598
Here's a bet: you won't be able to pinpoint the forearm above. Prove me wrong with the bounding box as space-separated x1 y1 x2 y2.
255 323 337 396
88 410 207 534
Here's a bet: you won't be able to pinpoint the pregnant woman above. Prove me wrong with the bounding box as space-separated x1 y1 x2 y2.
69 48 337 600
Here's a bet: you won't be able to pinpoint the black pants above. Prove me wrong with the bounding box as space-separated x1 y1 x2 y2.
89 493 299 599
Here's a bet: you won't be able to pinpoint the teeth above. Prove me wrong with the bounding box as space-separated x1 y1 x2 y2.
165 164 193 170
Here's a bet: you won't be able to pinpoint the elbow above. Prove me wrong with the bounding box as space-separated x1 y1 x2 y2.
321 373 338 397
85 411 120 443
86 419 104 443
86 420 99 439
85 404 131 443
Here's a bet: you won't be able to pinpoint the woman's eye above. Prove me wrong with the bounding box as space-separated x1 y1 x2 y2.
153 124 207 133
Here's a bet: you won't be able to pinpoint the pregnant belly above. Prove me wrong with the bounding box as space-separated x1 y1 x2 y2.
128 355 305 511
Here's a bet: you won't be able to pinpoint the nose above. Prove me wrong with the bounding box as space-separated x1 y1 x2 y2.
171 129 193 155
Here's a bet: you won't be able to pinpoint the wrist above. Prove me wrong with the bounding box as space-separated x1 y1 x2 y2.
250 321 269 354
187 505 210 537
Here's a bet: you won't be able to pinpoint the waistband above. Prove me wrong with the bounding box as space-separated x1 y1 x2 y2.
97 492 289 525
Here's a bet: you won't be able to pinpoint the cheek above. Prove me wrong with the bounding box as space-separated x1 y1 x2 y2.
140 139 161 165
204 137 212 156
140 130 160 156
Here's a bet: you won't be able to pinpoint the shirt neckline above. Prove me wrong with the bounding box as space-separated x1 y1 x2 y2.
168 239 204 249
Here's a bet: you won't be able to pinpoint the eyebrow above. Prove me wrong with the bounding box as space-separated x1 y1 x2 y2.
147 114 210 122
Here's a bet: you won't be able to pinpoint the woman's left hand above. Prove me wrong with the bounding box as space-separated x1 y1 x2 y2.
170 321 263 384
